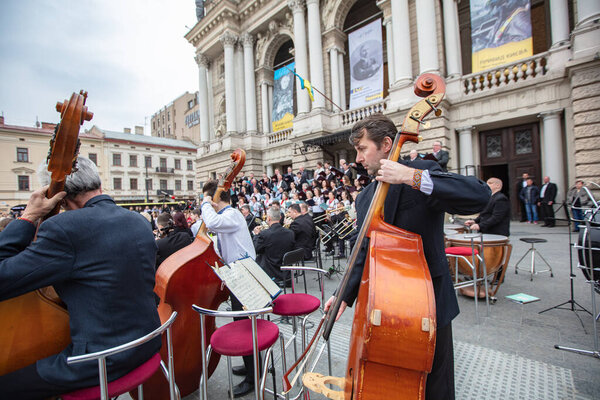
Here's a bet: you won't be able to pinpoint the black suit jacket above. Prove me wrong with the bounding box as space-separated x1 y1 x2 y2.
253 223 295 281
289 214 317 260
540 182 557 203
156 230 194 269
475 191 511 236
433 150 449 171
0 195 161 387
341 160 490 328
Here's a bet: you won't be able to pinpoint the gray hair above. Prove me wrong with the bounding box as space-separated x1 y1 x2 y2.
267 206 280 222
38 156 101 198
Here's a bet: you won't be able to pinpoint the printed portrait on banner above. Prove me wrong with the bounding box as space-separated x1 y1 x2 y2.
271 62 295 132
348 19 383 110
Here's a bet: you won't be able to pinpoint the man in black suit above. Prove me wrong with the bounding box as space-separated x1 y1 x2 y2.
465 177 511 236
432 140 449 172
288 203 317 260
324 114 490 400
155 212 194 269
0 157 160 399
515 172 529 222
253 206 295 284
538 176 557 227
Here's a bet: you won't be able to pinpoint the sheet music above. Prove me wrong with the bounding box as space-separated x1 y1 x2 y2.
211 260 275 311
237 257 282 299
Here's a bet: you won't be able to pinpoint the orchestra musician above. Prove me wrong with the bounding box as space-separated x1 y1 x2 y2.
155 212 194 270
200 180 257 397
324 114 490 400
253 207 295 286
0 157 161 399
287 203 318 261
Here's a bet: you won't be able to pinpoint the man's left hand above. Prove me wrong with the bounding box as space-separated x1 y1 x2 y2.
21 185 67 223
375 159 415 185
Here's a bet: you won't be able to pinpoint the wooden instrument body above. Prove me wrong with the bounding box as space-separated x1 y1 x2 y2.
345 215 436 399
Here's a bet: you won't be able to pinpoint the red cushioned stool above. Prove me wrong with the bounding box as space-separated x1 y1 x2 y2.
192 305 281 400
445 233 490 322
62 312 179 400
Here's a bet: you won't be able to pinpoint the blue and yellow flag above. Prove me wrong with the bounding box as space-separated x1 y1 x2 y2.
286 67 315 102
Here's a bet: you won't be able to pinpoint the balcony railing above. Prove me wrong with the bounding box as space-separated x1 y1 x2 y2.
267 128 292 145
341 101 387 126
155 167 175 174
462 52 548 95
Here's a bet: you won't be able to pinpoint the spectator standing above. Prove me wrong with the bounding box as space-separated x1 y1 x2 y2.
515 173 530 222
538 176 557 227
431 141 449 172
520 178 540 224
567 179 594 232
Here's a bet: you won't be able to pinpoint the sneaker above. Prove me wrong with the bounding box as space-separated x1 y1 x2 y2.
533 221 538 224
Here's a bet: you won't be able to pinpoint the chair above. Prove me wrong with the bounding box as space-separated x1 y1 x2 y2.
193 305 281 400
514 238 554 281
62 311 179 400
271 263 331 399
445 233 490 322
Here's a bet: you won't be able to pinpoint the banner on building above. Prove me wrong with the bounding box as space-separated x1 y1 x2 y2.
272 62 295 132
348 19 383 110
471 0 533 73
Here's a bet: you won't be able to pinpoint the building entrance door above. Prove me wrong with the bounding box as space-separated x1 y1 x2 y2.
479 123 541 220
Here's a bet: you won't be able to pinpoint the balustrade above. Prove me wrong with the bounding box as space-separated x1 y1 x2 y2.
267 128 292 145
340 101 387 127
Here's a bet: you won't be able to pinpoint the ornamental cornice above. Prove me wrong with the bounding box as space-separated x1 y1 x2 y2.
220 31 238 47
288 0 306 13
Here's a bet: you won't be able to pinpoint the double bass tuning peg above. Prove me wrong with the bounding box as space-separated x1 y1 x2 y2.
425 98 442 117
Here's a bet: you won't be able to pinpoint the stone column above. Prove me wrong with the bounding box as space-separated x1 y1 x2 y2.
221 32 238 134
242 33 258 133
442 0 462 77
234 42 246 132
194 52 211 143
572 0 600 58
539 110 565 201
306 0 325 109
289 0 310 114
268 85 274 126
266 164 274 177
457 126 474 175
416 0 440 74
206 65 215 139
576 0 600 26
329 47 340 111
390 0 412 84
338 51 347 110
549 0 570 47
261 82 270 133
383 18 395 84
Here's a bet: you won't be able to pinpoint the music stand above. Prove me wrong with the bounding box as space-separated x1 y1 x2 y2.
548 184 600 359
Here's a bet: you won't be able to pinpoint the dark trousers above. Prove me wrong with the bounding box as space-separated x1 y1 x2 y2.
519 200 528 222
0 362 70 400
230 295 260 384
426 322 455 400
540 202 555 226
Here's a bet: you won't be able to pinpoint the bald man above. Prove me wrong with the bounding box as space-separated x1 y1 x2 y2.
465 177 511 236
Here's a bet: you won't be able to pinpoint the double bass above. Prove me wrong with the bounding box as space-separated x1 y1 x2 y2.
139 149 246 400
284 74 446 399
0 91 93 375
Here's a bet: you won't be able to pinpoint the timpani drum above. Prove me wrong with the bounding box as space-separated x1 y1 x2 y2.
446 233 513 297
444 223 466 236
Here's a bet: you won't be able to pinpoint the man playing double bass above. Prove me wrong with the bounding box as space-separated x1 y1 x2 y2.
0 157 161 399
325 114 490 399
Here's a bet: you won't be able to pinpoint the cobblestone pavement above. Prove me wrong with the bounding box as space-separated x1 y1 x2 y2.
127 221 600 400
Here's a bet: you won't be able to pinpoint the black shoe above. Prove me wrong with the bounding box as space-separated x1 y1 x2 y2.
232 365 247 376
230 380 254 398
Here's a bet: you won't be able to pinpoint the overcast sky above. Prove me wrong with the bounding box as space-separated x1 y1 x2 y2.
0 0 199 134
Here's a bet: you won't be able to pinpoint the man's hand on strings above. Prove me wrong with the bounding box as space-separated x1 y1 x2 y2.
324 296 347 321
21 185 66 223
375 159 415 186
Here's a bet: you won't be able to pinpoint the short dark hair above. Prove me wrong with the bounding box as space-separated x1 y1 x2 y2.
156 213 172 227
349 113 397 149
202 180 231 202
288 204 301 213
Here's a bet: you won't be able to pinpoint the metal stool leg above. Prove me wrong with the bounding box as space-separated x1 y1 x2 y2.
514 246 533 274
536 251 554 277
530 245 536 281
227 356 234 400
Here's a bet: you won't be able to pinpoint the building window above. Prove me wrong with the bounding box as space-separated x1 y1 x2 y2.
187 180 194 191
160 179 168 191
89 153 98 165
174 159 181 170
168 125 171 136
17 147 29 162
129 154 138 167
113 177 122 190
112 153 121 166
188 100 194 109
168 111 170 121
175 180 182 191
187 160 193 171
18 175 30 191
160 158 167 169
145 156 152 168
130 178 138 190
146 179 153 190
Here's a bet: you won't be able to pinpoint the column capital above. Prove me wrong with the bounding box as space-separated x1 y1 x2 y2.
327 45 342 54
456 126 474 133
287 0 306 13
537 109 563 120
241 33 255 47
220 31 238 47
305 0 319 6
194 52 211 68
